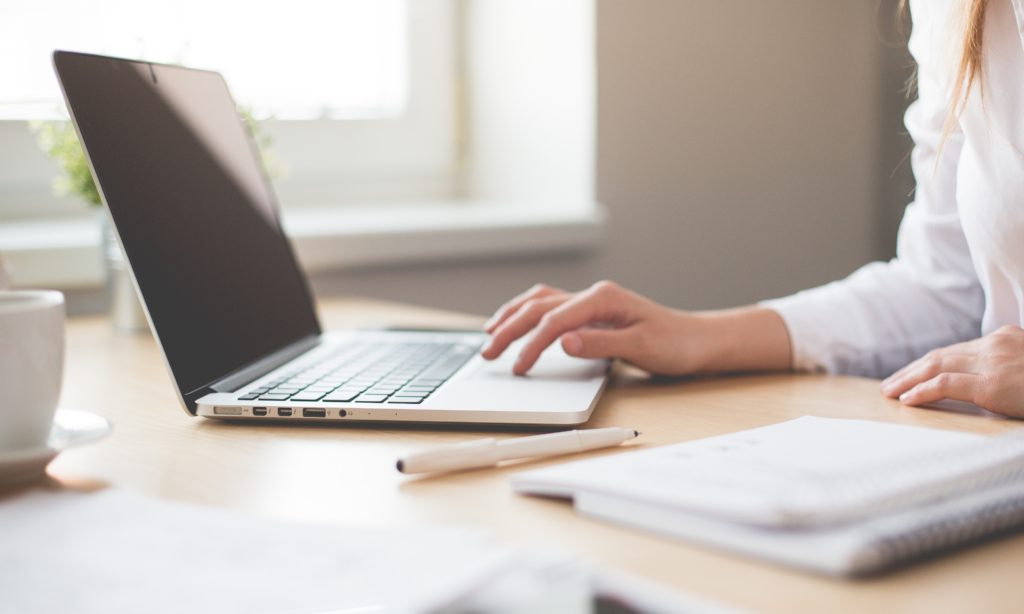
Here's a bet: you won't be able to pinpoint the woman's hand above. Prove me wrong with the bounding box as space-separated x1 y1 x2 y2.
480 281 792 376
881 325 1024 417
480 281 702 376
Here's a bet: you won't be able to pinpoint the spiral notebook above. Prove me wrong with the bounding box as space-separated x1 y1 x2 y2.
512 417 1024 576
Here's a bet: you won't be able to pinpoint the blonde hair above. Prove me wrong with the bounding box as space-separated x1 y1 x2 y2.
898 0 987 146
947 0 988 132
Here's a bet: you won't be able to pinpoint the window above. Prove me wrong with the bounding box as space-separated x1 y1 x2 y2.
0 0 407 120
0 0 601 289
0 0 457 219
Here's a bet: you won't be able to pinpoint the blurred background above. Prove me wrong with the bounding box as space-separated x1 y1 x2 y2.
0 0 914 319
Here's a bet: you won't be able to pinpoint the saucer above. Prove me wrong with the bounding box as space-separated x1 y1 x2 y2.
0 409 112 487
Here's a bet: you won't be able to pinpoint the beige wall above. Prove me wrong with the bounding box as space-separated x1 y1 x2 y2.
309 0 913 318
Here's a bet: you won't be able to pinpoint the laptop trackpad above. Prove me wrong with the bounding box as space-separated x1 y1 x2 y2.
426 341 607 415
466 341 607 381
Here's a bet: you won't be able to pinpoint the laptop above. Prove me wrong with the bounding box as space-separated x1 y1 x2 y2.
53 50 608 425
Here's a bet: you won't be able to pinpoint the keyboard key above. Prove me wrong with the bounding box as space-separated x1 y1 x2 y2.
389 397 425 404
420 364 462 380
335 392 364 400
323 390 361 402
411 378 444 387
354 394 389 403
254 340 479 407
290 390 327 402
391 392 426 400
398 391 433 398
259 393 292 401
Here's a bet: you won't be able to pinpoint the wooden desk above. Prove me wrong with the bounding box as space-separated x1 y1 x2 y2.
47 298 1022 613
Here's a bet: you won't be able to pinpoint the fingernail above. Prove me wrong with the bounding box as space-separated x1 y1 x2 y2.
562 332 582 354
513 355 526 374
899 391 911 402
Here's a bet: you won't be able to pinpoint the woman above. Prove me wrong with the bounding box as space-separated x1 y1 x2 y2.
480 0 1024 417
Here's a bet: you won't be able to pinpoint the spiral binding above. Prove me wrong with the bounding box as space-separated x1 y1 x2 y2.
853 479 1024 574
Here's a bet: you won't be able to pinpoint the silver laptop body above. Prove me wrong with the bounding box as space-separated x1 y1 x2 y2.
54 50 608 426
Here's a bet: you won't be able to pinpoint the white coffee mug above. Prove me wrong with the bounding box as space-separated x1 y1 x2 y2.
0 290 65 452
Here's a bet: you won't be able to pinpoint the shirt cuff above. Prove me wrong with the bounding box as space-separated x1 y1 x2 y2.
758 294 832 374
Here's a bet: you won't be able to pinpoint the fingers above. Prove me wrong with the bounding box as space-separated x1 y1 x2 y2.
480 294 570 360
898 372 982 407
513 283 627 375
881 352 975 398
561 328 638 361
882 339 977 385
883 328 1024 417
483 284 566 334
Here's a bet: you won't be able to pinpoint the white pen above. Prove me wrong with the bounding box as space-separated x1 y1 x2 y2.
396 427 640 474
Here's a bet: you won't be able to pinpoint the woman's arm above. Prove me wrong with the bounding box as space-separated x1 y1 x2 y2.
485 0 981 382
481 281 791 375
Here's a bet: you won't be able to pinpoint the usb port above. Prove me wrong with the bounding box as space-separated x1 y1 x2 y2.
252 407 268 417
278 408 293 417
303 408 326 418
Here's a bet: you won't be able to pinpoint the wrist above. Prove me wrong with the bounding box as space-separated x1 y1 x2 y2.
689 306 793 374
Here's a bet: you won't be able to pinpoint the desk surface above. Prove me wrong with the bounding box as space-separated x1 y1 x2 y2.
45 298 1023 612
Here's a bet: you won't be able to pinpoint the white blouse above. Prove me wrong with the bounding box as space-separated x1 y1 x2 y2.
763 0 1024 379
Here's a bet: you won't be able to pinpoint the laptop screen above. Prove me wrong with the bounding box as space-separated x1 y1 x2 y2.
54 51 321 408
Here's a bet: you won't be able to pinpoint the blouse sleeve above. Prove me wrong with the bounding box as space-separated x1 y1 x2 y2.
759 0 984 378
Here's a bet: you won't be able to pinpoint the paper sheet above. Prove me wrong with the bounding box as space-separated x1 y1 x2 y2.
0 488 728 613
513 416 984 527
0 489 511 614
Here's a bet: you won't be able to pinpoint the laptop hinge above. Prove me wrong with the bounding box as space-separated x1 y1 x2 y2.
207 334 322 393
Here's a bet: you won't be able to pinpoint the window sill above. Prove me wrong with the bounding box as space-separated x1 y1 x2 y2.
0 201 606 289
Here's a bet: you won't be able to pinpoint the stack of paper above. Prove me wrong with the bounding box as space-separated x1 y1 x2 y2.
512 417 1024 576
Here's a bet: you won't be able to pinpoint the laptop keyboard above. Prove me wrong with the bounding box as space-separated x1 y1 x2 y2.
237 341 480 405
